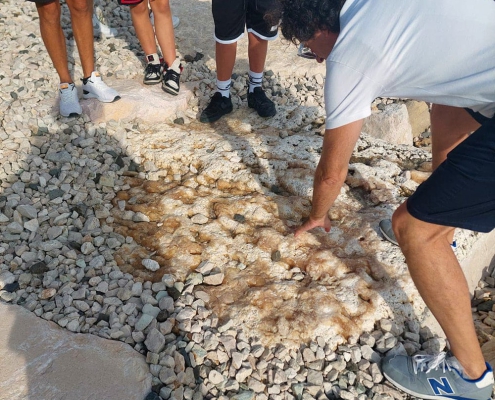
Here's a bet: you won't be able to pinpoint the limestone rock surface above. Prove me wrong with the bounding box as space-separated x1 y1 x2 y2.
405 100 430 137
0 303 151 400
363 103 413 146
107 119 439 347
48 79 193 124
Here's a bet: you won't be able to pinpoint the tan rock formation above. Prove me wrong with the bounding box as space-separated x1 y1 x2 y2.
362 103 414 146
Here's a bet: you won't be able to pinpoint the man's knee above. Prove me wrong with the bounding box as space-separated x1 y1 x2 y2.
392 202 454 249
67 0 92 15
431 104 479 136
37 1 61 25
391 204 413 247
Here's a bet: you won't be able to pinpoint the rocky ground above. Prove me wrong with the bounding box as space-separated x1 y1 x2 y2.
1 1 495 400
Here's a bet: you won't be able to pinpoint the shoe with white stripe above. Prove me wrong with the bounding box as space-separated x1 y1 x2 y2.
82 71 120 103
382 352 494 400
162 59 182 96
59 82 82 117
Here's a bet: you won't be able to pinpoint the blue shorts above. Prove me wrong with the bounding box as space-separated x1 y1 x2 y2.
407 110 495 232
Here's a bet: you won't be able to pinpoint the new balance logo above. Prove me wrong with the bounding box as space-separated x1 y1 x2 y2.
428 377 454 395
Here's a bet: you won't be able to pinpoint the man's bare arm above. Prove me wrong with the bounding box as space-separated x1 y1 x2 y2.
295 119 363 236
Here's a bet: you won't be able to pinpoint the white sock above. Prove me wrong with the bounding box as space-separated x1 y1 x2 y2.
216 78 231 98
169 58 182 73
248 70 263 93
146 53 160 65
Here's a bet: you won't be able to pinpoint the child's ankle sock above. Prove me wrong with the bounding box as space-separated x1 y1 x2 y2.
216 78 231 98
248 70 263 93
146 53 161 65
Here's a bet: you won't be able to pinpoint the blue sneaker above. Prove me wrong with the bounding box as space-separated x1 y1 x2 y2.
382 352 494 399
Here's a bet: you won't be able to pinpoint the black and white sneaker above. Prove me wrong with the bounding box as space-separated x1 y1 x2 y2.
162 59 182 96
143 62 162 85
143 54 162 85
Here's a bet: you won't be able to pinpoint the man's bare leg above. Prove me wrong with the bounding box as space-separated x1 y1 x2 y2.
392 205 487 379
36 1 73 83
66 0 95 78
431 105 480 170
392 106 485 378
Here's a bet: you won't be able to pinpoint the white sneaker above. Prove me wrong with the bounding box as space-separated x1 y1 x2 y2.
59 83 82 117
82 71 120 103
92 12 118 38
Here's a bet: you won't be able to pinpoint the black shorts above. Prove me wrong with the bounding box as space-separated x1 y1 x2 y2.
25 0 57 4
407 110 495 232
212 0 278 43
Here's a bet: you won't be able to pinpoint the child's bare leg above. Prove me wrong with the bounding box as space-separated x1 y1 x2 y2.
130 0 157 56
150 0 176 66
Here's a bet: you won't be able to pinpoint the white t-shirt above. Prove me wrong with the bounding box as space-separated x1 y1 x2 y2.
325 0 495 129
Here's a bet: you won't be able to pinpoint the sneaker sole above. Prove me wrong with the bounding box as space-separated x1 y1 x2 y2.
248 102 276 118
60 111 82 118
83 92 121 103
383 371 490 400
162 84 179 96
378 225 399 246
144 79 162 85
199 106 233 123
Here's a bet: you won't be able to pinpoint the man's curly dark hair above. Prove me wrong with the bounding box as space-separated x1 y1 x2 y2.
267 0 347 44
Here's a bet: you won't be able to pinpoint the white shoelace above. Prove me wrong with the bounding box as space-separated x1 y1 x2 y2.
412 352 455 374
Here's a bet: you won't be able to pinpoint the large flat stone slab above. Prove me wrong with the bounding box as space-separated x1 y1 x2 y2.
81 79 193 123
0 303 151 400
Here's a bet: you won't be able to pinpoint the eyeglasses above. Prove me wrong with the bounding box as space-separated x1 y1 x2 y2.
297 43 317 60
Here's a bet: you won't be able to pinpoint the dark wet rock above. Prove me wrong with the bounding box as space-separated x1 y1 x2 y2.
115 155 125 168
167 286 181 301
71 203 88 216
271 250 281 262
48 189 65 200
156 310 169 323
30 261 49 275
49 168 61 178
144 391 160 400
477 300 495 312
233 214 246 223
270 185 282 194
68 241 82 252
4 282 19 293
96 313 110 323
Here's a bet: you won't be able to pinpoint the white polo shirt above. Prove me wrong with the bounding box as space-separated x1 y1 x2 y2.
325 0 495 129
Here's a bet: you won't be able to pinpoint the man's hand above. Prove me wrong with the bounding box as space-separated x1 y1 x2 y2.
293 120 364 240
294 214 332 237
